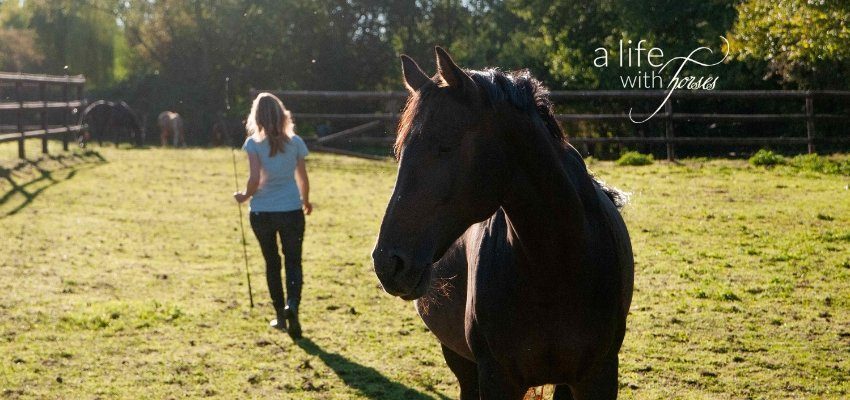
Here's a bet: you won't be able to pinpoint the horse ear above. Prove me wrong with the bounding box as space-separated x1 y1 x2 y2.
435 46 475 92
401 55 429 92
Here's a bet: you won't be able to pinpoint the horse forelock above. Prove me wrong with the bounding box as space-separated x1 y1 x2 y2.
395 90 422 160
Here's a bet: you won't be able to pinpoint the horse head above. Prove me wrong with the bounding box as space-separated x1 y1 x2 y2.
372 47 511 300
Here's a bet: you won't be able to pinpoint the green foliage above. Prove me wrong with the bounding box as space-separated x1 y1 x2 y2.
511 0 738 89
749 151 850 175
0 27 44 71
0 0 30 28
616 151 654 166
0 1 42 71
729 0 850 88
0 0 119 87
1 1 847 144
788 154 850 175
749 149 785 167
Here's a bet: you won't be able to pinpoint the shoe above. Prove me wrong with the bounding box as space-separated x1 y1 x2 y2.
269 308 288 331
285 306 302 339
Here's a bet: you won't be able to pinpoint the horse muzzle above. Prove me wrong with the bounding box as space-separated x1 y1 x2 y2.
372 247 431 300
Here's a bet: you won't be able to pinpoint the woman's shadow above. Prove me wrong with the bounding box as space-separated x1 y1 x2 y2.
293 338 450 400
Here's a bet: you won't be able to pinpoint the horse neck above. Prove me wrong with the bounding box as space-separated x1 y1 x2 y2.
499 115 593 286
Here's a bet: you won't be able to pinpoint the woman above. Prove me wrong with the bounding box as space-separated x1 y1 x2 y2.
233 93 311 339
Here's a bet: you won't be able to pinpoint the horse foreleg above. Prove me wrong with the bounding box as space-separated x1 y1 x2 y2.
96 120 105 147
552 385 576 400
100 123 107 146
441 344 479 400
475 358 526 400
109 117 120 147
568 353 619 400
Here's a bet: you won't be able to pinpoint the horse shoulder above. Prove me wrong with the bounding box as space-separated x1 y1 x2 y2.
593 185 634 321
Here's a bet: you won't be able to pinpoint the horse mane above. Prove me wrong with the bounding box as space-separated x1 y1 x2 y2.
467 68 564 142
395 68 629 209
396 68 561 157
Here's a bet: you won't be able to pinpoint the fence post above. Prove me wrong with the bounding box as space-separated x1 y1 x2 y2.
76 83 84 122
62 80 70 151
805 91 815 154
40 81 48 154
15 79 24 159
665 97 675 161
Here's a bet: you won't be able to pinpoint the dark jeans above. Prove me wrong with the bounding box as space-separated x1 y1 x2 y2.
249 210 305 313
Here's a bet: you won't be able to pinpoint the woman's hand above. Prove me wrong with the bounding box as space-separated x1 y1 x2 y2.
295 158 311 216
233 191 250 203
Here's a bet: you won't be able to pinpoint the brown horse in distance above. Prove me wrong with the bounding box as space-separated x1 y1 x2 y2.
372 47 634 399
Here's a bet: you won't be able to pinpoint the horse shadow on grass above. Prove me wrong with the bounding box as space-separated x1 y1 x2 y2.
0 150 106 217
291 338 451 400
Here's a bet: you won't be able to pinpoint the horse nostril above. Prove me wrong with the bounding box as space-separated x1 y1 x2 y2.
390 254 405 275
372 247 407 276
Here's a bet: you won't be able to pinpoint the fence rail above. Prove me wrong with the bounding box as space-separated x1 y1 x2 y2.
0 72 86 158
254 89 850 160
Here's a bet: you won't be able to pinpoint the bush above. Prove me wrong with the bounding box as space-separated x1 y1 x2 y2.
616 151 654 166
788 154 850 175
748 149 784 167
748 151 850 175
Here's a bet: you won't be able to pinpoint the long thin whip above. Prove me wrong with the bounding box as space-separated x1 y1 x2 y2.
232 148 254 308
227 76 254 308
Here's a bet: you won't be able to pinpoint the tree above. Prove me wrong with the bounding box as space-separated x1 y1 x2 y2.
0 0 44 71
24 0 120 87
505 0 741 89
0 28 45 71
729 0 850 88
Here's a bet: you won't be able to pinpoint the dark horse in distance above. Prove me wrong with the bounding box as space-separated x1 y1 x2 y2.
78 100 145 147
372 47 634 399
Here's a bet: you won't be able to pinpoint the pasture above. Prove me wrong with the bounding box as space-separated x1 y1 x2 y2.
1 141 848 399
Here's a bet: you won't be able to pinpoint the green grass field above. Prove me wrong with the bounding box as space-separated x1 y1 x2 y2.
1 141 848 399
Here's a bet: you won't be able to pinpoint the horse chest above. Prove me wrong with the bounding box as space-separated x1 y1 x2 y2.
464 216 618 383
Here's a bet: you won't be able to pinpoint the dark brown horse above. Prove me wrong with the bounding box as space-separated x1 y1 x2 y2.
372 47 634 399
79 100 145 147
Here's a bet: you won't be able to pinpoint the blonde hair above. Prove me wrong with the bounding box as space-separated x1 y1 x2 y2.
246 92 295 157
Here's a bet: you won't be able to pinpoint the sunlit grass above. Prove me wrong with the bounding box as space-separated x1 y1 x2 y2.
1 141 848 398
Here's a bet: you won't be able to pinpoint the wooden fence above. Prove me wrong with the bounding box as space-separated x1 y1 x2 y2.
0 72 86 159
252 89 850 160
